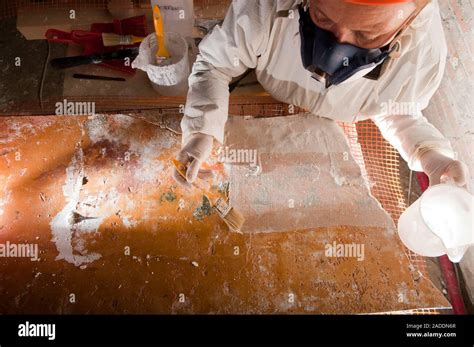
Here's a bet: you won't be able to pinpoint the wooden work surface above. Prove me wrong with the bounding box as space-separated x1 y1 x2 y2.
0 114 449 313
61 40 266 99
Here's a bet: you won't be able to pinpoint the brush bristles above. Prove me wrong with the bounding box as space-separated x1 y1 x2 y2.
222 207 245 233
102 33 133 46
214 198 245 233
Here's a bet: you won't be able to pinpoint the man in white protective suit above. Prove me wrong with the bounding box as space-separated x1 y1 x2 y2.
172 0 469 191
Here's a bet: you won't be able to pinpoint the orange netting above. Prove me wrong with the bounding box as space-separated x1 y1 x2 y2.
340 121 427 272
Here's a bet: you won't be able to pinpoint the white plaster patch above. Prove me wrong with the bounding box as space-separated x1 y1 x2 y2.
50 144 102 266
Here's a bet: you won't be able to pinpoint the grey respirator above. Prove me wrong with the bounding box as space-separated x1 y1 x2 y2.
298 4 392 88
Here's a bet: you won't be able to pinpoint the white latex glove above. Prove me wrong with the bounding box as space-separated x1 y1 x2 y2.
173 133 215 188
419 150 470 189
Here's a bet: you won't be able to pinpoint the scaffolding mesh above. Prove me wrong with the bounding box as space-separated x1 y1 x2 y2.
340 122 428 274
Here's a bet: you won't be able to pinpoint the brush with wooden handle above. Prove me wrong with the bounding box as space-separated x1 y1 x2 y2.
172 158 245 233
101 33 145 46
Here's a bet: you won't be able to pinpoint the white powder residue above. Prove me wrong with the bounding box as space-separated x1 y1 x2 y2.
129 136 169 183
50 144 102 266
122 215 137 228
48 114 181 237
85 114 135 144
0 177 12 217
50 142 139 266
85 114 175 148
0 121 35 144
329 165 348 186
0 119 53 144
85 114 175 185
75 189 120 231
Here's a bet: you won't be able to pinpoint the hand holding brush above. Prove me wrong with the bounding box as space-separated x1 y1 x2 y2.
172 133 215 188
171 134 244 233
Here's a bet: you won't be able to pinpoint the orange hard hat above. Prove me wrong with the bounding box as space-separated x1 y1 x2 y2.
345 0 413 4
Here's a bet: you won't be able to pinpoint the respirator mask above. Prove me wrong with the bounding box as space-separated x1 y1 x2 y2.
298 4 393 88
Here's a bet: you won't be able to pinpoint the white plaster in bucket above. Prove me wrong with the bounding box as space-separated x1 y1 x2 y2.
132 32 190 96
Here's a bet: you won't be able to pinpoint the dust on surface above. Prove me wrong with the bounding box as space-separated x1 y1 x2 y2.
0 114 449 313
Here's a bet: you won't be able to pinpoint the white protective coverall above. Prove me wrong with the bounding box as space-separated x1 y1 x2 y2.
181 0 455 173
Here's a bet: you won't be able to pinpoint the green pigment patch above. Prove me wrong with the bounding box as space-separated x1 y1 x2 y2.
160 190 176 203
192 195 212 221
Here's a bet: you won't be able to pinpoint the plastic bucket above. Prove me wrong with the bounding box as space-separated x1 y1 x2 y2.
398 183 473 263
132 32 190 96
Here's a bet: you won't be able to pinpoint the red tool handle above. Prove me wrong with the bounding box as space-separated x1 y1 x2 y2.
45 29 102 47
71 30 103 43
44 15 148 75
45 29 75 44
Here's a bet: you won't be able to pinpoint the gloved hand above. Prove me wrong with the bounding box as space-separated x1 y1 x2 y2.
173 133 215 188
419 150 470 188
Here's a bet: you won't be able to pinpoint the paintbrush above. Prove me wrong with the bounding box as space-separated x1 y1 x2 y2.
101 32 145 46
172 158 245 233
153 5 171 65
